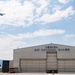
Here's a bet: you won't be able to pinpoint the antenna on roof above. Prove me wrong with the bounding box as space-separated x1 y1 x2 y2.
51 42 53 44
17 47 19 49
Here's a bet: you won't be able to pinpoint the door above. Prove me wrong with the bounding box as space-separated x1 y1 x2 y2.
20 59 46 72
46 51 58 73
58 59 75 72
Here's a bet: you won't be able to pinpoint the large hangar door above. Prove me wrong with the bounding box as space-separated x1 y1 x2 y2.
20 59 46 72
47 51 58 73
58 59 75 72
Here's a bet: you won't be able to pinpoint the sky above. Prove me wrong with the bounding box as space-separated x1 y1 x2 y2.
0 60 2 68
0 0 75 60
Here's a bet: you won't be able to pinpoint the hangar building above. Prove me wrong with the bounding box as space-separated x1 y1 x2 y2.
13 43 75 73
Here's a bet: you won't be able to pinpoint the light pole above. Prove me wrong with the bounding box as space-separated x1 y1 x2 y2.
52 71 54 75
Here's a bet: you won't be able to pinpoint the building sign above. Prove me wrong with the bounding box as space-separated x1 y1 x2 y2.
58 48 70 51
45 46 58 49
34 46 70 51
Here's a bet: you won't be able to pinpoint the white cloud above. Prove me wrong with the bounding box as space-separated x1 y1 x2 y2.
65 34 75 38
0 0 75 26
35 0 49 16
0 29 65 59
40 6 75 24
0 0 35 27
53 5 62 12
0 37 25 60
58 0 70 4
32 29 65 37
7 29 65 39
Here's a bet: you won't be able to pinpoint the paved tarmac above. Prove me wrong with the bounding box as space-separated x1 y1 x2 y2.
0 73 75 75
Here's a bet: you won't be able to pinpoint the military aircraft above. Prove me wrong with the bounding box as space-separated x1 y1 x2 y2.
0 13 5 16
